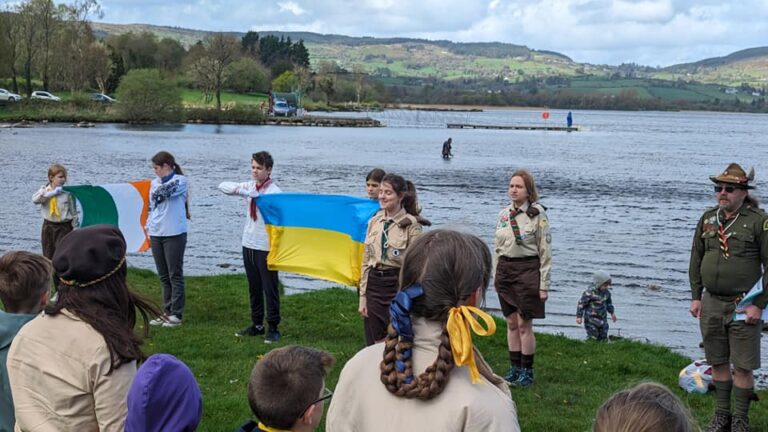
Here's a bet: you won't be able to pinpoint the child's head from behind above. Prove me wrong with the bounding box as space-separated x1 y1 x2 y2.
593 270 612 290
0 251 51 314
47 164 68 187
380 230 493 400
593 382 696 432
248 345 335 431
403 229 492 321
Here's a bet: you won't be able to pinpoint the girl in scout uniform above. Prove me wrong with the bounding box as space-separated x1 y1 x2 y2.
32 163 79 261
328 230 520 432
358 173 424 346
494 169 552 387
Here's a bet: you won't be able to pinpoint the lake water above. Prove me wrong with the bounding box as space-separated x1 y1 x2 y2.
2 108 767 379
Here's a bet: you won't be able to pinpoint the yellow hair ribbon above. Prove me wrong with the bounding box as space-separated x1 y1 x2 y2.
446 305 496 383
48 195 60 218
258 421 292 432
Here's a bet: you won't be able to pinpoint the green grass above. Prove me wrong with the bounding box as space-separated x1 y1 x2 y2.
180 89 268 107
125 268 767 432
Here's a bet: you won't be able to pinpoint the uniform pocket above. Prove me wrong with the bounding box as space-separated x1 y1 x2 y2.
729 230 755 255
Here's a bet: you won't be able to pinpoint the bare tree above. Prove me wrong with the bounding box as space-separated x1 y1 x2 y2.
0 8 21 93
198 33 240 110
58 0 102 92
17 0 41 97
34 0 60 91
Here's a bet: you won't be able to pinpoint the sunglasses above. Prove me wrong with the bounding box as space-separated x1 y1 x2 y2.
714 185 741 193
302 387 333 414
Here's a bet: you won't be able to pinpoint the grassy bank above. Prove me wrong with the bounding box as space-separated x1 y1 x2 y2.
125 268 767 432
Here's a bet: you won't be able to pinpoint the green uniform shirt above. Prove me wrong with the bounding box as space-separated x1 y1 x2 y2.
689 204 768 309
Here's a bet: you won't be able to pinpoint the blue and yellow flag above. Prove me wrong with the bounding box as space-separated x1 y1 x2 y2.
258 194 380 286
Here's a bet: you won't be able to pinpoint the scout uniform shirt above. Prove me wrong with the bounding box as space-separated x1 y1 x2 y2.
494 201 552 292
690 204 768 309
359 208 422 295
31 185 79 225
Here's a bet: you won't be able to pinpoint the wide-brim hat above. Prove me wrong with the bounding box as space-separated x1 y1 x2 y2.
709 163 755 189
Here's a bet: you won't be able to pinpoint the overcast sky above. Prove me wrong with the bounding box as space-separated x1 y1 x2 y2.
27 0 768 66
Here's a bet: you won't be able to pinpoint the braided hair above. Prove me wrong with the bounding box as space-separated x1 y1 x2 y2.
379 230 493 399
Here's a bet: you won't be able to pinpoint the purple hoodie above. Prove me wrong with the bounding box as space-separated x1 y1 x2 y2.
125 353 203 432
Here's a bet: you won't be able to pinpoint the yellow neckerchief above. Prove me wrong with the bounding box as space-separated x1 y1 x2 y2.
48 186 60 218
257 421 292 432
446 305 496 384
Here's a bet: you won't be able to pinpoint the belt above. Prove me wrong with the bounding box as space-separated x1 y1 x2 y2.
371 267 399 277
43 219 72 225
706 291 745 303
499 255 538 262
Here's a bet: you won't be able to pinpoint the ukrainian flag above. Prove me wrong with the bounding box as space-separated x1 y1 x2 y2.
258 194 380 286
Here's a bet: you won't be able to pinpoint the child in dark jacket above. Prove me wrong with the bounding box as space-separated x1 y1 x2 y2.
576 270 617 341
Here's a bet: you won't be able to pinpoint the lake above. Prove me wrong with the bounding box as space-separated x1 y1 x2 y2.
1 108 767 377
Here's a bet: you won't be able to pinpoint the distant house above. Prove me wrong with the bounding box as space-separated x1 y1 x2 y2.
724 88 739 95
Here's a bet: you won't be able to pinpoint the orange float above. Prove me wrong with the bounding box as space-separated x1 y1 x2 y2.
542 111 550 120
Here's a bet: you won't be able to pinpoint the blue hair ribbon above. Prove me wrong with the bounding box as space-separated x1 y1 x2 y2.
389 283 424 384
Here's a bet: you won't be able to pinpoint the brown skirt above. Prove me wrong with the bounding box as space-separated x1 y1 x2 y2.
494 255 545 320
41 219 74 260
363 267 399 346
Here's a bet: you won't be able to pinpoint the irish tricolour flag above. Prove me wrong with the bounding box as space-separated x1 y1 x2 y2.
64 180 151 252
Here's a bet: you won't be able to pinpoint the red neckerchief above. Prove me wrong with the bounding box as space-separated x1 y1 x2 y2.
249 177 272 221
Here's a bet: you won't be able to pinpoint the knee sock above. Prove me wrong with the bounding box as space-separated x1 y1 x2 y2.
713 380 733 414
733 386 753 419
521 354 534 369
509 351 521 368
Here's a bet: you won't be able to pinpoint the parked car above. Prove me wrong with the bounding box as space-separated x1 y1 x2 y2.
90 93 116 103
31 91 61 101
0 88 22 102
272 100 296 117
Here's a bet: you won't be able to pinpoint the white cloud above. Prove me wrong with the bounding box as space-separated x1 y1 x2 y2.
278 1 307 16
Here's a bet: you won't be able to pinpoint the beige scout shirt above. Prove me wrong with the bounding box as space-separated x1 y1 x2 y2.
326 317 520 432
359 208 422 295
31 185 79 225
494 201 552 291
7 309 136 432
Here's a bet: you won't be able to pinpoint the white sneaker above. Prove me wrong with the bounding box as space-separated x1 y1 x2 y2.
149 316 167 326
162 315 182 328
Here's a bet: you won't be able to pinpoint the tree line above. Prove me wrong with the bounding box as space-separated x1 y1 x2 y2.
0 0 312 111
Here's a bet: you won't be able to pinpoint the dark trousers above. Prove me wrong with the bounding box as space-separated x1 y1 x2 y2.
243 247 280 329
150 233 187 318
363 267 399 346
41 219 73 260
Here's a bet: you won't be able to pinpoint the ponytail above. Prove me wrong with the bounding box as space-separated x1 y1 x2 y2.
381 174 431 226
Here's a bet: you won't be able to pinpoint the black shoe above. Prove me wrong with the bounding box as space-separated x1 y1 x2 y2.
236 324 265 337
264 329 281 343
731 415 749 432
706 411 731 432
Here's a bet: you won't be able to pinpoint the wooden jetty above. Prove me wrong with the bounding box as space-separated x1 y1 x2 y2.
265 116 381 127
447 123 579 132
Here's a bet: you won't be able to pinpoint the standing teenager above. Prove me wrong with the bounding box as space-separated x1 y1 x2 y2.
147 151 189 328
494 169 552 387
359 173 424 346
219 151 283 343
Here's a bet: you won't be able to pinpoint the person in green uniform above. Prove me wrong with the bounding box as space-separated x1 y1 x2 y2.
689 163 768 432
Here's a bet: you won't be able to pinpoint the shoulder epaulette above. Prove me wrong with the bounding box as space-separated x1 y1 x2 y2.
527 202 547 218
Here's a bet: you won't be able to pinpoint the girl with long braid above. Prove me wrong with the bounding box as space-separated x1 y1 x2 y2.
328 230 520 432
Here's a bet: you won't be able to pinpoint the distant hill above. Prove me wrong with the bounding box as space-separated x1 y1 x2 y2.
91 22 768 86
90 22 602 82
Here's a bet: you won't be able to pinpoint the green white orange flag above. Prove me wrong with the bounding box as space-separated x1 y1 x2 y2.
64 180 151 252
